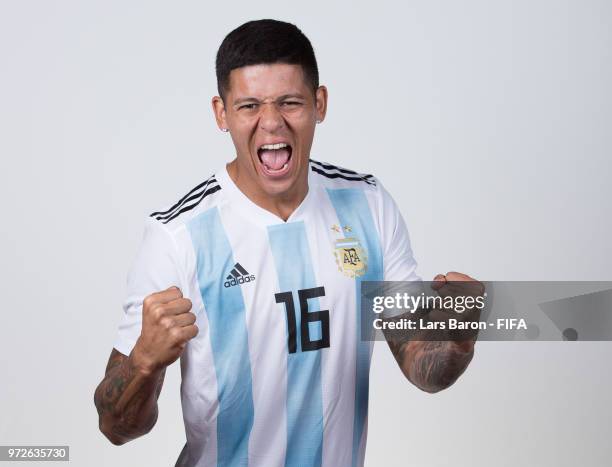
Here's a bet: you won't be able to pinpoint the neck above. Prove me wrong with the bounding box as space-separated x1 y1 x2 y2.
226 160 308 222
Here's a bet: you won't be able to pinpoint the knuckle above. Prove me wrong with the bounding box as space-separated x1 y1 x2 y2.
159 316 173 330
169 327 182 342
151 304 165 320
142 295 156 310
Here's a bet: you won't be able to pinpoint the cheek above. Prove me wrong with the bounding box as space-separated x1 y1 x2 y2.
294 123 316 148
286 112 314 131
230 126 254 149
287 108 313 125
230 134 254 162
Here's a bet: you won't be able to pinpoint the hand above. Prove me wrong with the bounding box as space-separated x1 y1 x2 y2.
430 271 485 349
431 271 484 298
131 286 198 374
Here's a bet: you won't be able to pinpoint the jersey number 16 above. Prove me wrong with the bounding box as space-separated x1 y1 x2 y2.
275 286 330 354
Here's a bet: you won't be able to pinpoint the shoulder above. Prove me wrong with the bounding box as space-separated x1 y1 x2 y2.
148 173 223 230
309 159 378 191
309 159 403 222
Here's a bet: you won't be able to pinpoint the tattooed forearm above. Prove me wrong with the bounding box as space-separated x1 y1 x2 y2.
398 339 474 393
382 276 483 392
383 312 476 393
94 349 165 445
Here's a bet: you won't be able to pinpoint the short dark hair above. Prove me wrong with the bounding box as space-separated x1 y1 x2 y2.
215 19 319 101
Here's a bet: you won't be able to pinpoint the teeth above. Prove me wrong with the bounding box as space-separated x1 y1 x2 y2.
260 143 288 150
264 162 289 172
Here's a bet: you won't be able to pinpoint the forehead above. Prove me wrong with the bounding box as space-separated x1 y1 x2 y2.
227 63 310 101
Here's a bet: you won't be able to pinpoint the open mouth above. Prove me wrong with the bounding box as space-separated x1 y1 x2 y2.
257 142 293 177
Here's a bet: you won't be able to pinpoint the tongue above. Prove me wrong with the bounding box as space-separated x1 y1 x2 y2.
260 148 290 170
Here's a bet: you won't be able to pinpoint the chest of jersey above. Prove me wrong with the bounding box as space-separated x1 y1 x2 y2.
186 189 382 355
178 186 383 466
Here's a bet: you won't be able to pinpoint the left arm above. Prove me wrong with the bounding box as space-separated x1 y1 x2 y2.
373 182 481 392
386 333 475 394
383 272 482 393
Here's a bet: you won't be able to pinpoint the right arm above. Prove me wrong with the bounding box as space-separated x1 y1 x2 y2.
94 348 166 445
94 286 198 445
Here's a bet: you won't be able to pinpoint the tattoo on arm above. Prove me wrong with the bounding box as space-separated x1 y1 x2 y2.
383 313 475 393
401 340 473 393
94 349 165 444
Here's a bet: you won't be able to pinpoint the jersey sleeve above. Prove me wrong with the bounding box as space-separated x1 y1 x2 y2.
375 181 424 318
377 181 421 283
113 217 187 356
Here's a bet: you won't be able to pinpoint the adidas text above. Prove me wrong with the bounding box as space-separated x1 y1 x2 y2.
224 274 256 288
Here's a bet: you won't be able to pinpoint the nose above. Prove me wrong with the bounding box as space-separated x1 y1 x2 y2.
258 102 285 133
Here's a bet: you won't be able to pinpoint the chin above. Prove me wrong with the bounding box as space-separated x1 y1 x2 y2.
257 174 300 198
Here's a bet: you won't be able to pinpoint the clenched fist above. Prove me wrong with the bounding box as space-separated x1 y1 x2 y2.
131 286 198 374
431 271 485 298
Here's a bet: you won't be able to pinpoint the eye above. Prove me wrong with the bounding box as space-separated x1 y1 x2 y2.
281 101 302 107
239 103 258 110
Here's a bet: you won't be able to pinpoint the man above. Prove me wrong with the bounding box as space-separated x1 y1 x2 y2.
94 19 480 467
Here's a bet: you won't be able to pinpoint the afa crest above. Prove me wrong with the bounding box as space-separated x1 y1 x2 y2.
333 229 367 278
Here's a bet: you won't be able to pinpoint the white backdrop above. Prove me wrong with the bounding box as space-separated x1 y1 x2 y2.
0 1 610 466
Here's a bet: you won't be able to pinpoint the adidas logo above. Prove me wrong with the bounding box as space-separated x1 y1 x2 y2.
224 263 256 288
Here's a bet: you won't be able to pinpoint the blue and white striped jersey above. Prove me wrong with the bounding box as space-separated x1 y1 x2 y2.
114 159 419 467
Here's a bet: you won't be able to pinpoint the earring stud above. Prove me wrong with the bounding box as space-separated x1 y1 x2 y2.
221 128 229 132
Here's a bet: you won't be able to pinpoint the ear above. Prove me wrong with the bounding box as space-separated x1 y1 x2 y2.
315 85 328 123
211 96 228 131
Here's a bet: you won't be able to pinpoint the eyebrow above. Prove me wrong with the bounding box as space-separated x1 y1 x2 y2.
232 94 306 106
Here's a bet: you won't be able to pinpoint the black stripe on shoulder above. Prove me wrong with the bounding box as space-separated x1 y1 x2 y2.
160 184 222 224
149 176 221 224
310 159 374 179
311 166 376 186
150 176 216 218
310 160 376 186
